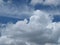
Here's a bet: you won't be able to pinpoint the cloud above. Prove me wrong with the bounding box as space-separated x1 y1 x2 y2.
30 0 43 6
30 0 60 16
0 0 60 19
30 0 60 6
0 10 60 45
0 36 27 45
0 0 3 5
43 0 60 6
0 0 33 19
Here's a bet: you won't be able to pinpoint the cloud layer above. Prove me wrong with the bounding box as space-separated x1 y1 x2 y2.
30 0 60 6
0 10 60 45
30 0 60 15
0 0 33 19
0 0 60 19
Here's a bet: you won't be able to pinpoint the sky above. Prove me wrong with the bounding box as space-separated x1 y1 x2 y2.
0 0 60 45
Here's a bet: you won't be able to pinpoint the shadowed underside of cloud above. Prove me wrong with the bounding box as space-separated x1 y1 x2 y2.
0 10 60 45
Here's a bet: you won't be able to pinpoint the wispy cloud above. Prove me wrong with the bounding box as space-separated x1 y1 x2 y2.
0 0 33 19
30 0 60 6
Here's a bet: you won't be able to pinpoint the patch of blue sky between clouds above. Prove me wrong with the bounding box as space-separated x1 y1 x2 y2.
0 16 20 24
53 15 60 22
34 4 60 11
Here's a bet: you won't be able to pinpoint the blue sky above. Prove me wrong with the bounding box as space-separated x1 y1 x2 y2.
0 0 60 45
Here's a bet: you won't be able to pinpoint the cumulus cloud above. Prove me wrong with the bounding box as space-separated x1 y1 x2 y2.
30 0 60 6
0 10 60 45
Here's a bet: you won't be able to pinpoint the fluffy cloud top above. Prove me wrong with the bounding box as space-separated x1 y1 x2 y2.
0 10 60 45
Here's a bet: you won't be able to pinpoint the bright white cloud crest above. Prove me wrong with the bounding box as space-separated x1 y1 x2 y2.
0 10 60 45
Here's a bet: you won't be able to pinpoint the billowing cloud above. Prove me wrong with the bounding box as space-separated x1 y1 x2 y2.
0 10 60 45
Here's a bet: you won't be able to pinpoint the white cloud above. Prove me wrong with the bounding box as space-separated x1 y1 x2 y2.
0 0 4 5
0 10 60 45
30 0 43 5
30 0 60 6
44 0 60 6
0 5 33 18
0 36 27 45
0 0 59 45
0 0 60 19
30 0 60 16
45 43 57 45
0 0 33 19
